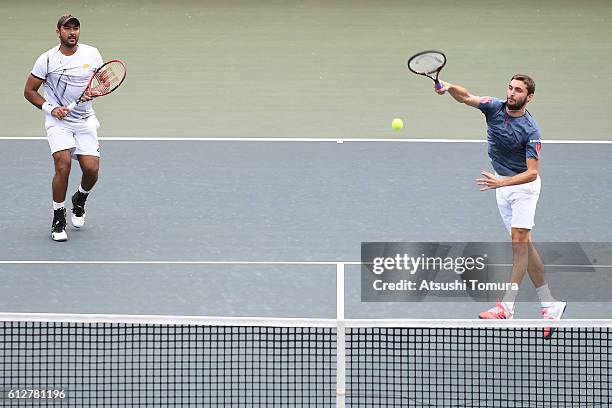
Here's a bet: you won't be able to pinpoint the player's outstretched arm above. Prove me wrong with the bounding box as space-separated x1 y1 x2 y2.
436 80 480 107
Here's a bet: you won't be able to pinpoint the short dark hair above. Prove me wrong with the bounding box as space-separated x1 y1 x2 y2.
511 74 535 95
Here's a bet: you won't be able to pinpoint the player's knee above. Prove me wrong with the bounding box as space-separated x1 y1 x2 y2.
53 159 71 177
83 162 99 177
80 158 99 177
511 228 530 243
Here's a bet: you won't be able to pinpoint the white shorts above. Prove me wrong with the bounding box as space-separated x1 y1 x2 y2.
46 116 101 160
495 175 541 234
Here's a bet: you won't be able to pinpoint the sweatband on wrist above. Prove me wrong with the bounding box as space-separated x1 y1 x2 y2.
42 102 55 115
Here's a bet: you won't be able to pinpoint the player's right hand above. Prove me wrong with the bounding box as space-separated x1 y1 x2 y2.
435 80 448 95
51 107 71 120
80 90 93 102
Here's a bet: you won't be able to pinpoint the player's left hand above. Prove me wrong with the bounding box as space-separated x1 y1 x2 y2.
476 171 503 191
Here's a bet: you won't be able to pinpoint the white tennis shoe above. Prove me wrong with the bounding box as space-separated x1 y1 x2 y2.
541 301 567 339
71 212 86 228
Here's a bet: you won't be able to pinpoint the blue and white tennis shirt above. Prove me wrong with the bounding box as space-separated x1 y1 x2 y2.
31 43 103 124
477 97 542 176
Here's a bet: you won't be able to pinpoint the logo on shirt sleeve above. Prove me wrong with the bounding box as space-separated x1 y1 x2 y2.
83 64 90 69
529 139 542 159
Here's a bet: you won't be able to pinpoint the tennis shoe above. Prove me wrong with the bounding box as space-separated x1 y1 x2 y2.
541 301 567 340
478 302 513 319
71 191 88 228
51 208 68 242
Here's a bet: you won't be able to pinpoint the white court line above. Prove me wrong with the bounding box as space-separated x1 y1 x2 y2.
1 136 612 144
486 263 611 268
0 260 609 268
0 260 361 265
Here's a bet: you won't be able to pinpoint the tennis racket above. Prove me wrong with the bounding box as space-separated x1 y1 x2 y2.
67 60 126 110
407 50 446 91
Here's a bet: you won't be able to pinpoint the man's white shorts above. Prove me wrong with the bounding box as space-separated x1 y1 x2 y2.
46 116 100 159
495 175 541 234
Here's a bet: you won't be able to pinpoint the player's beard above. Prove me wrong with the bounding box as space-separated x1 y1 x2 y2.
506 96 527 111
60 35 78 49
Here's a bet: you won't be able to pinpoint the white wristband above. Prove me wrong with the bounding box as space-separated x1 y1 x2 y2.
42 102 55 115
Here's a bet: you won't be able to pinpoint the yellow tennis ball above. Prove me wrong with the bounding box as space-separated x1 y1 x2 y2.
392 118 403 130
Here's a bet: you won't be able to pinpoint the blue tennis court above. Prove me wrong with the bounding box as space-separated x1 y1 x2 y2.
1 138 610 319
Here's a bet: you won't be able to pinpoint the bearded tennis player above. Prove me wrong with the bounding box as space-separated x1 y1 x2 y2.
435 74 566 337
24 14 103 242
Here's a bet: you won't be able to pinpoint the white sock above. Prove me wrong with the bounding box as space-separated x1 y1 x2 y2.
78 185 91 194
502 287 519 313
53 201 65 210
536 284 556 307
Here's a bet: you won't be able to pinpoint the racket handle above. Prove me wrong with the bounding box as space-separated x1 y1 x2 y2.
434 80 445 95
66 101 77 110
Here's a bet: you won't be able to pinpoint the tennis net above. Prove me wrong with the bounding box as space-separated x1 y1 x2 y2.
0 314 610 407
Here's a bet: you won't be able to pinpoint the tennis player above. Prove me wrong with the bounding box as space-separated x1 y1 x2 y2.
24 15 103 241
435 75 566 329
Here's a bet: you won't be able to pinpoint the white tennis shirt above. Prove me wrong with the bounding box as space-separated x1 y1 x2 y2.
31 43 103 124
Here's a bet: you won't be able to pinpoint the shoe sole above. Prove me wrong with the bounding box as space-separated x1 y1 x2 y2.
51 233 68 242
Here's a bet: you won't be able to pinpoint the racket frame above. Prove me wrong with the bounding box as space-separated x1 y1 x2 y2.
67 59 126 110
407 50 446 90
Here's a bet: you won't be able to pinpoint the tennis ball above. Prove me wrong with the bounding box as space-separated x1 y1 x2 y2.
392 118 403 130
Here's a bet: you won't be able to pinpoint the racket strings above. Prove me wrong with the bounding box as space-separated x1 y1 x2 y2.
90 61 126 96
409 53 445 75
